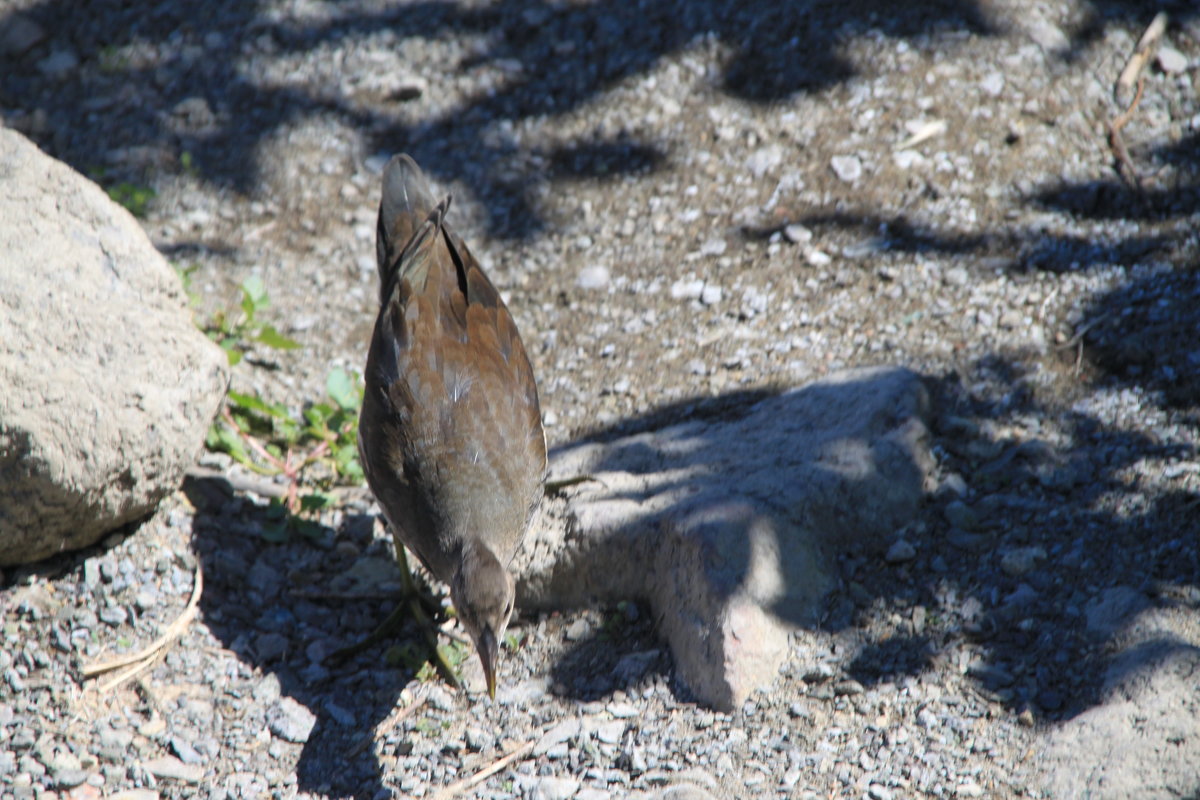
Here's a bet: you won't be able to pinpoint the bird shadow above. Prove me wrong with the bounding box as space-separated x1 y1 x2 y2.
181 475 417 798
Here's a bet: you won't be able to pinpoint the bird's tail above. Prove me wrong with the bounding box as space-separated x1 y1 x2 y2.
375 154 448 297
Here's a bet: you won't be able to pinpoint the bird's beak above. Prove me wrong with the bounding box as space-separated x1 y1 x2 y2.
478 628 499 700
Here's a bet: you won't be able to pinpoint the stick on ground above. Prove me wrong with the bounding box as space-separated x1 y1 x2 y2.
82 564 204 680
426 739 535 800
1115 11 1168 105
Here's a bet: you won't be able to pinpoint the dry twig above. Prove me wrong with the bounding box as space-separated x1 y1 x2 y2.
97 651 162 693
184 465 290 498
1053 311 1111 351
1107 12 1167 192
1115 12 1168 104
82 565 204 684
1107 76 1146 191
426 739 535 800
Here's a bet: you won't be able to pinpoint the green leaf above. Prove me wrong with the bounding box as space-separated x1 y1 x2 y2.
386 643 422 670
274 417 302 444
174 263 199 295
290 518 325 541
207 423 250 466
303 404 332 428
107 182 156 218
265 499 288 520
227 390 287 419
299 492 334 512
241 275 268 314
260 521 289 543
326 368 359 411
255 325 302 351
438 641 468 668
334 443 362 479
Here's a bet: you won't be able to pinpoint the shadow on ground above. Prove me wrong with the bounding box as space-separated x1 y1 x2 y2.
3 0 1197 793
5 335 1190 799
182 475 412 798
0 0 998 238
529 348 1198 729
838 360 1199 721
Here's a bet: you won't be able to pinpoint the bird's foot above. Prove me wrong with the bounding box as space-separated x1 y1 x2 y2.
326 550 463 691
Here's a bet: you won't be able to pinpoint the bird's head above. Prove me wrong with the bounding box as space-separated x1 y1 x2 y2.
450 540 515 700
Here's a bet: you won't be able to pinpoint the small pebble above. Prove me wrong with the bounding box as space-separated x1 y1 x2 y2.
956 780 984 797
784 224 812 244
142 756 203 784
565 617 591 641
885 539 916 563
577 265 610 290
266 698 316 744
1000 547 1047 577
830 154 863 182
1157 46 1187 74
944 500 980 530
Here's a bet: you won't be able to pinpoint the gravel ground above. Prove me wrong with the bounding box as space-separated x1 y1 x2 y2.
2 0 1200 798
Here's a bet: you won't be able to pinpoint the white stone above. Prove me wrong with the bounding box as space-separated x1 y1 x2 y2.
980 72 1005 96
745 144 784 178
700 284 723 306
670 279 705 300
783 224 812 244
830 154 863 182
1157 46 1188 74
578 265 611 290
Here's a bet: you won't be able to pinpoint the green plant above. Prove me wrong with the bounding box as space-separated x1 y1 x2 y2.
175 263 199 297
411 639 469 686
180 150 199 177
385 641 426 671
206 368 364 535
203 276 301 366
185 273 363 539
107 181 156 218
600 602 636 640
97 44 128 73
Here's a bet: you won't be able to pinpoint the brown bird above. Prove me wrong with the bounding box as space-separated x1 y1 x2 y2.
357 154 546 699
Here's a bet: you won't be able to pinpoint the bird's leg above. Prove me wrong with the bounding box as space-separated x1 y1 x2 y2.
328 545 462 690
395 544 462 690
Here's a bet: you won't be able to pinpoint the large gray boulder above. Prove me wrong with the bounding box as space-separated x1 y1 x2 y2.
513 366 934 709
0 128 228 566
